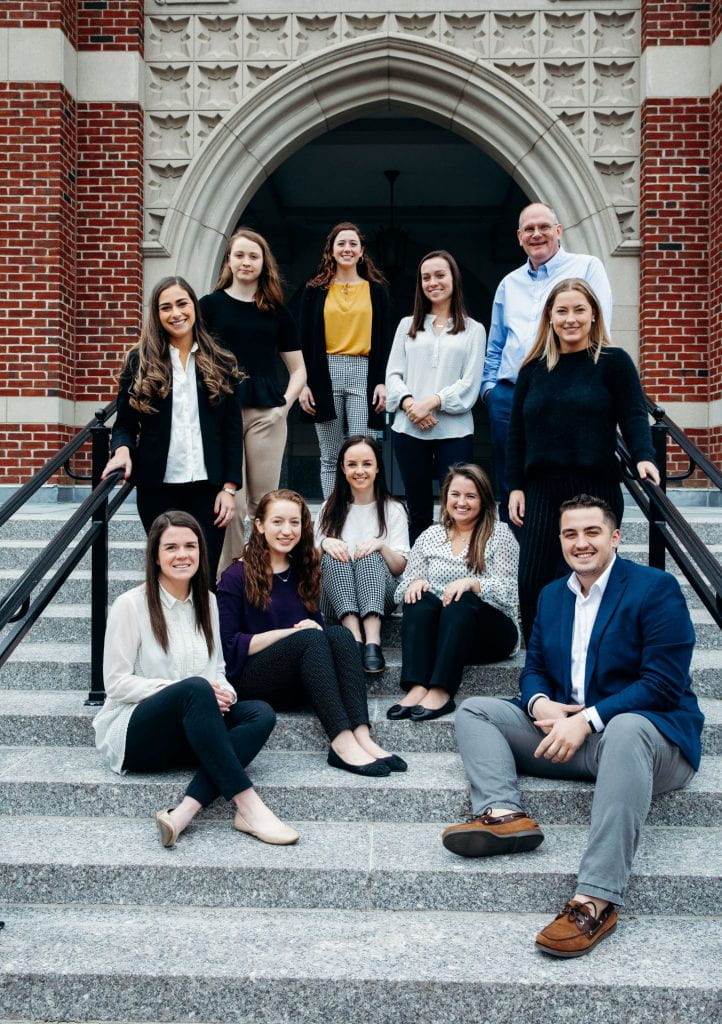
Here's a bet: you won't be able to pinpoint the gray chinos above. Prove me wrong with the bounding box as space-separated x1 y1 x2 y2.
454 697 695 906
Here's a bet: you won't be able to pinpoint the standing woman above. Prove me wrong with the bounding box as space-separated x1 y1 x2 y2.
93 510 297 848
315 434 409 674
200 228 306 572
385 250 486 543
218 489 406 776
298 221 391 498
507 277 659 643
386 464 519 722
102 276 242 581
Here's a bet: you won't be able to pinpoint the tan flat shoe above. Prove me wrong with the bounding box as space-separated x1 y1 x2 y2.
155 808 178 849
233 811 299 846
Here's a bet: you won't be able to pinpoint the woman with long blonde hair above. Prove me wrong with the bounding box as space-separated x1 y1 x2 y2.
102 276 243 580
506 277 659 642
200 228 306 572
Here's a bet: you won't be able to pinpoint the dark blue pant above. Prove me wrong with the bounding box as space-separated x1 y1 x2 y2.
393 431 474 543
485 380 516 531
123 677 275 806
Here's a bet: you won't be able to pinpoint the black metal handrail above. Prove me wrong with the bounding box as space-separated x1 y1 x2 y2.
0 404 130 704
617 400 722 628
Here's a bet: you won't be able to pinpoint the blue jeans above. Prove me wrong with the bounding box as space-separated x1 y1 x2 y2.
393 431 473 543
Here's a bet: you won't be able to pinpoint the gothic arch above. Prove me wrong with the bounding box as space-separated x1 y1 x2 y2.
148 35 622 294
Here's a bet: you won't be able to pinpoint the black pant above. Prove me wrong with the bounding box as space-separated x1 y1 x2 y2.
136 481 225 583
518 473 624 644
393 432 474 543
400 591 518 699
233 625 369 742
123 677 275 806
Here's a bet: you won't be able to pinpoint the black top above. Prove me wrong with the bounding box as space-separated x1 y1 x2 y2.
111 349 244 489
298 280 391 430
199 291 300 409
506 346 655 489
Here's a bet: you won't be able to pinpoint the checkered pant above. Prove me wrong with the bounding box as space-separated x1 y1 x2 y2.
321 550 398 620
315 354 369 497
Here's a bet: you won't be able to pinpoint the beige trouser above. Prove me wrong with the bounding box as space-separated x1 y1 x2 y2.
217 403 288 577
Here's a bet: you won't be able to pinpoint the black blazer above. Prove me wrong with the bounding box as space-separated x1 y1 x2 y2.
298 280 391 430
111 350 244 489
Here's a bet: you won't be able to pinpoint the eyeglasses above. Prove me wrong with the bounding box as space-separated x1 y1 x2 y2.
520 223 559 236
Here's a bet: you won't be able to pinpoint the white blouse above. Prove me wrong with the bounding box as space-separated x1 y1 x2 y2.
164 343 208 483
394 522 520 650
385 314 486 440
315 499 410 561
93 584 234 774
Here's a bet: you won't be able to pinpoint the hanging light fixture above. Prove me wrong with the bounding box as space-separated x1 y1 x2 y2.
376 168 408 277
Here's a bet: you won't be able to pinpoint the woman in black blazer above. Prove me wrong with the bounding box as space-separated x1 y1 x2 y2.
298 221 391 497
102 275 243 579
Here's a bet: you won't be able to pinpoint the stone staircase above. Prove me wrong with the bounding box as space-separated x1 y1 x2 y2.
0 506 720 1022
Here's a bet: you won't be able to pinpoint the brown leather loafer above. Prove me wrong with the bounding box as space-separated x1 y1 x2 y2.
535 900 618 958
441 806 544 857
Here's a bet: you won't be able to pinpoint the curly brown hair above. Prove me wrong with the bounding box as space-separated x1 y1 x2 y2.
212 227 284 313
243 489 320 612
126 276 242 415
306 221 387 290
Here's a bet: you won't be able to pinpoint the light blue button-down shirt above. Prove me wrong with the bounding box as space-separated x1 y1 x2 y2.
481 246 613 396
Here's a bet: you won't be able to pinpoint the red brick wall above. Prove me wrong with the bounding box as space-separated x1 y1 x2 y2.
709 84 722 402
78 0 143 52
0 1 76 45
642 2 713 46
0 425 75 485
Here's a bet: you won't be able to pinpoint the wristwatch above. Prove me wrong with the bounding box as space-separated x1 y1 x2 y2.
222 486 237 497
581 709 596 733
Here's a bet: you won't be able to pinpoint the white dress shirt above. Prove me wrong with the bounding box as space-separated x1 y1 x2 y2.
93 584 234 773
565 555 616 733
481 246 613 395
164 343 208 483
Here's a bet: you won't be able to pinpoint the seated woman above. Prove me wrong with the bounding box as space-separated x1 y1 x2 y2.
387 464 519 722
315 435 409 674
93 510 297 848
218 488 406 776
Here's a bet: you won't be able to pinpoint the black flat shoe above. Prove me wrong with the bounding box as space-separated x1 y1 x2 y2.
327 747 391 776
379 754 408 772
386 703 414 720
363 643 385 673
409 699 456 721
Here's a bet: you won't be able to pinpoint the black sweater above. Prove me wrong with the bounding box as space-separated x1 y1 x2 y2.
506 347 655 489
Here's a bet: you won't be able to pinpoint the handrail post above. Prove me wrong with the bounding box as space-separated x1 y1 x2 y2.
649 406 667 570
85 410 110 705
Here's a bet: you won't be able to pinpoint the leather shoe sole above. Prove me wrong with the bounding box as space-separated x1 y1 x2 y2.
409 699 456 721
442 818 543 858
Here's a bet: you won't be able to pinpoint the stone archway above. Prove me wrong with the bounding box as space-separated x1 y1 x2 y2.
147 35 624 299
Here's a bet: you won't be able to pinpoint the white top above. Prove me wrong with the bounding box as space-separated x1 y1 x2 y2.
385 314 486 440
164 343 208 483
567 555 616 732
315 498 410 560
93 584 234 774
481 246 613 395
393 522 520 650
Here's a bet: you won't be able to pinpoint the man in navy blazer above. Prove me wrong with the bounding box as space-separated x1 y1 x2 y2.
442 494 704 958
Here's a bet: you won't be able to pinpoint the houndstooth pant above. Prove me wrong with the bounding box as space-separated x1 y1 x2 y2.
321 550 398 621
315 354 369 497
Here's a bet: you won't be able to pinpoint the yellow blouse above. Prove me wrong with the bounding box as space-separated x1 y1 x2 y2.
323 280 372 356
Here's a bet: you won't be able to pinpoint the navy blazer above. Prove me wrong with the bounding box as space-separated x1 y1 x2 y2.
111 350 244 489
298 280 391 430
517 556 704 771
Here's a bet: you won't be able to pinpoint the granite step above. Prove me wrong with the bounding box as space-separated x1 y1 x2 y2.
1 538 720 573
2 644 722 697
1 691 720 755
0 746 719 825
4 599 719 647
0 815 719 916
0 904 718 1023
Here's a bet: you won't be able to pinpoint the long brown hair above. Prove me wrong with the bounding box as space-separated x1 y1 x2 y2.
306 221 387 289
144 510 214 655
439 464 497 574
408 250 468 338
522 277 611 372
243 489 320 611
319 434 402 540
125 276 242 414
212 227 284 313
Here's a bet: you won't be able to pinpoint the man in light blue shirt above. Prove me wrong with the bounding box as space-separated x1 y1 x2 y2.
482 203 613 527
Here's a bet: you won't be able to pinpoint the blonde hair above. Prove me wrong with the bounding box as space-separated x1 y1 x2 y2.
522 278 610 372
